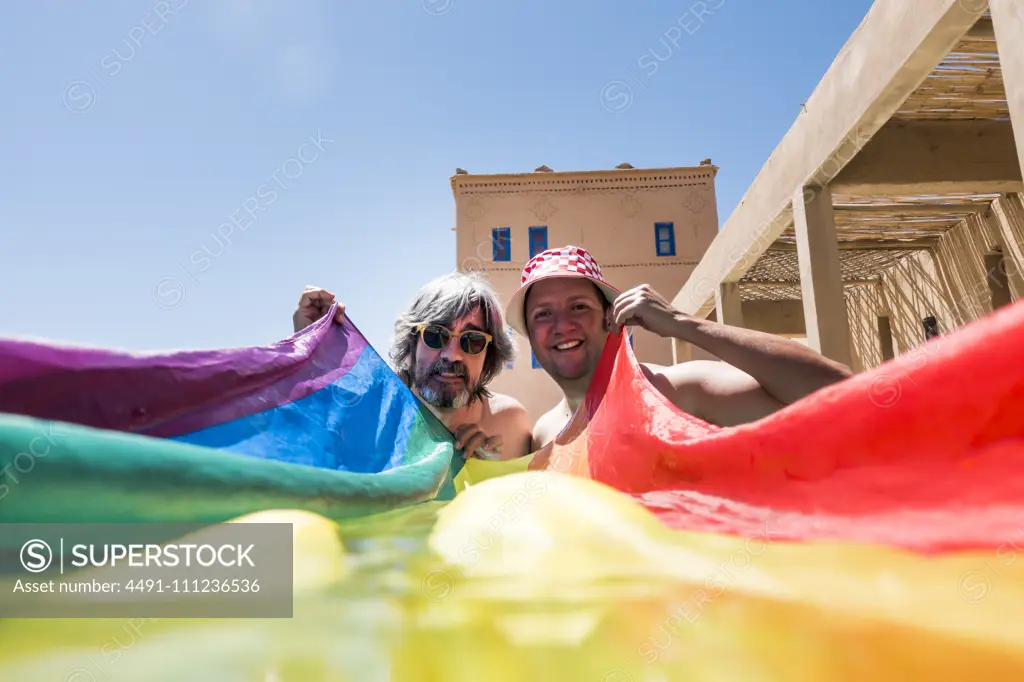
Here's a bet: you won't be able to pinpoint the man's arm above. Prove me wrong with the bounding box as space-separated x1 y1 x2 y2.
612 284 853 425
642 360 787 427
665 315 853 406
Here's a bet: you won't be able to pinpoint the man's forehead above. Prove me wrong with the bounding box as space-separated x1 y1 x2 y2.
439 306 486 330
527 278 602 305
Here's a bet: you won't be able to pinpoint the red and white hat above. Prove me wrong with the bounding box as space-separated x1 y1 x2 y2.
504 245 620 336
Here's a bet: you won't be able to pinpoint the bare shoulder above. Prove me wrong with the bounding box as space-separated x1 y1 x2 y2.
532 405 563 434
639 359 783 426
531 404 568 450
486 392 530 421
641 359 753 390
485 392 534 459
485 392 532 435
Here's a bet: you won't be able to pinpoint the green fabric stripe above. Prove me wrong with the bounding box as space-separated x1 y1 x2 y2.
404 408 463 502
0 413 456 538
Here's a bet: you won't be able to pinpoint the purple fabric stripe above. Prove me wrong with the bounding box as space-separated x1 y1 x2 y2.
0 305 368 436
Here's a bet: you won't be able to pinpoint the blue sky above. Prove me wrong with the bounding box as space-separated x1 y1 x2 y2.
1 0 874 355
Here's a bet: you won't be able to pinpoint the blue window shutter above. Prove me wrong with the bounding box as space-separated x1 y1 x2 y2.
492 227 511 261
655 222 676 257
528 226 548 258
531 351 541 369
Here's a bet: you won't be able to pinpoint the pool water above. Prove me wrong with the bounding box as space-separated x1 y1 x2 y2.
2 472 1023 682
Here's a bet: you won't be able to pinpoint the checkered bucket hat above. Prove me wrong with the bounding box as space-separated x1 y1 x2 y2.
504 245 620 336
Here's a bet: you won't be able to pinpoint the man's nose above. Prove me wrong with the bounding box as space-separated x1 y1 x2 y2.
551 312 577 333
440 336 465 361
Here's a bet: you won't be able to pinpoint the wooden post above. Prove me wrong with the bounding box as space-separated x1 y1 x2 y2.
671 338 693 365
991 0 1024 183
984 253 1013 310
715 281 745 328
877 315 895 362
991 195 1024 300
793 185 854 366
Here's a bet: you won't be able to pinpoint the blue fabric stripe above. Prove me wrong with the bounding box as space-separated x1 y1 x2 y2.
171 345 442 473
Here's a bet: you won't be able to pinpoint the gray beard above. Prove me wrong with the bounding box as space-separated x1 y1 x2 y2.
418 381 470 410
413 358 474 410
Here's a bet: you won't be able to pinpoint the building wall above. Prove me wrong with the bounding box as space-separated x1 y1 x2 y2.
845 194 1024 371
452 166 720 422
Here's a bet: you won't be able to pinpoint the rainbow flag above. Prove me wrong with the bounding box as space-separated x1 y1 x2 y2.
2 301 1024 680
0 310 462 526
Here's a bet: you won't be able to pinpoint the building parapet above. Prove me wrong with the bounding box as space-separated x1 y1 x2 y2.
450 166 717 196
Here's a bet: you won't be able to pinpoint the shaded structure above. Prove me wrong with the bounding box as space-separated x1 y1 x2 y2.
671 2 1024 372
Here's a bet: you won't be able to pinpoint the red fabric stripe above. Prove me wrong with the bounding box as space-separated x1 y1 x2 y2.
532 299 1024 554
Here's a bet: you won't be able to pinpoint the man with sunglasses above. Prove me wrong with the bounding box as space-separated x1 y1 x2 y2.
505 245 854 450
293 273 533 461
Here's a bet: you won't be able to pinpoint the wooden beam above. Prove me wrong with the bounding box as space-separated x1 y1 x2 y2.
715 281 744 327
793 186 853 366
671 339 693 364
741 300 806 336
831 203 991 216
877 315 896 362
991 194 1024 298
769 239 938 251
672 0 988 317
831 120 1023 196
990 0 1024 185
741 279 878 287
984 252 1013 310
967 17 995 40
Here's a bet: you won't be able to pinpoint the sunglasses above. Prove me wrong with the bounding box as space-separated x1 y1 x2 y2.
415 324 493 356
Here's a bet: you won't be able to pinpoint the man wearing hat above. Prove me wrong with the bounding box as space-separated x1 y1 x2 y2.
504 245 854 450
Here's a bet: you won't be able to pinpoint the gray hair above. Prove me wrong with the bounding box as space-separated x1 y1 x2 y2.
390 270 516 400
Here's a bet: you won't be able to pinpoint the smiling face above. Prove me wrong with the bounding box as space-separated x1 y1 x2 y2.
411 307 488 410
524 277 610 385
